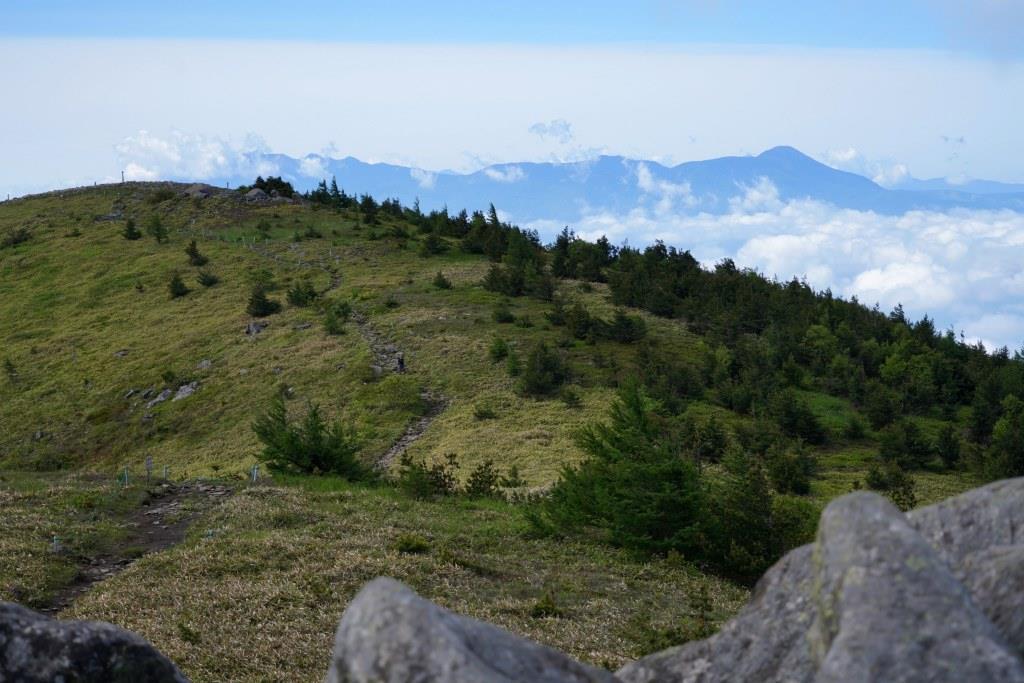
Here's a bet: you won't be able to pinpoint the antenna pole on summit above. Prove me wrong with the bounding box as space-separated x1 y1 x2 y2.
121 170 125 183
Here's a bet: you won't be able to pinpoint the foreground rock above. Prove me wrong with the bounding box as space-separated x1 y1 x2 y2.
618 479 1024 683
325 577 618 683
0 602 188 682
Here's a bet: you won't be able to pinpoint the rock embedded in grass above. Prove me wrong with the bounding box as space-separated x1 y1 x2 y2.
0 602 189 683
326 577 619 683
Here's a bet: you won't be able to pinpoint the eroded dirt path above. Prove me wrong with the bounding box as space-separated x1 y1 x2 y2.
350 311 448 470
42 481 231 614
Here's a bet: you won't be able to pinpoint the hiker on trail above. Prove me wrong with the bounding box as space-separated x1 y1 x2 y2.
397 352 405 373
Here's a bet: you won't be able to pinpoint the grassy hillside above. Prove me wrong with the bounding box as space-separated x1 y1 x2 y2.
0 182 984 500
0 181 992 681
0 184 616 482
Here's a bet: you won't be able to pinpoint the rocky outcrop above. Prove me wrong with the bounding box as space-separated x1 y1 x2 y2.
3 479 1023 682
325 577 618 683
618 478 1024 683
0 602 188 682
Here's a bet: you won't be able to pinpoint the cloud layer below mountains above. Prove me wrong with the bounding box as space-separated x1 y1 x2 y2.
527 177 1024 351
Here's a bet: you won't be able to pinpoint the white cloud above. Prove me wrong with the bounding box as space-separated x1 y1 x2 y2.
114 129 277 181
729 177 784 212
298 155 328 178
410 168 437 189
123 161 158 181
634 162 698 214
483 165 526 183
821 147 910 187
531 191 1024 350
529 119 574 144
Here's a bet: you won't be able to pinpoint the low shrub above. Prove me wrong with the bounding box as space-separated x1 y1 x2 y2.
529 590 565 619
432 271 452 289
1 227 31 248
394 533 431 554
287 279 319 307
492 302 515 324
464 459 502 498
517 341 569 397
473 404 498 420
168 272 189 299
196 270 220 287
323 299 352 335
252 397 366 479
488 337 510 362
396 453 460 499
247 287 282 317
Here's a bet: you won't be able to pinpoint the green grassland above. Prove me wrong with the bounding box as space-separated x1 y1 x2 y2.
0 182 984 681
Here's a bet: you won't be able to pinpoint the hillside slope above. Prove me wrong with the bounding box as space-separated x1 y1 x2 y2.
0 181 986 504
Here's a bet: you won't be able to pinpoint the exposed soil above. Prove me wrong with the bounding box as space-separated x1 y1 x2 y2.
42 481 231 614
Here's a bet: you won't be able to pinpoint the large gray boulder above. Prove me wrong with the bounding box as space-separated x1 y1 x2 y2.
810 494 1024 683
618 481 1024 683
325 577 619 683
0 602 188 682
908 477 1024 572
957 545 1024 657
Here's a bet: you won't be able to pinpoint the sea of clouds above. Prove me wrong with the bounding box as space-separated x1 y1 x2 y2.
527 174 1024 351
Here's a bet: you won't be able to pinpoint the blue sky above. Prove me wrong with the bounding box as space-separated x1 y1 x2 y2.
3 1 958 49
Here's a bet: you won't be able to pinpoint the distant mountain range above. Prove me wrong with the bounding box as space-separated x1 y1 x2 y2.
198 146 1024 228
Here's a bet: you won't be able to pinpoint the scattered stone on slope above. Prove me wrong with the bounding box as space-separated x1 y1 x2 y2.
172 381 198 401
325 577 619 683
183 183 211 199
146 389 173 409
196 358 212 370
0 602 189 683
244 187 268 202
245 321 267 336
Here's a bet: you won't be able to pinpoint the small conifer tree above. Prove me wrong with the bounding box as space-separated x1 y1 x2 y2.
122 218 142 240
185 239 208 266
146 215 168 243
196 270 220 287
247 286 281 317
168 272 189 299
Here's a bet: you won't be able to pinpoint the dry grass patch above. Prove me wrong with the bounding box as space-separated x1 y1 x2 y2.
64 479 748 682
